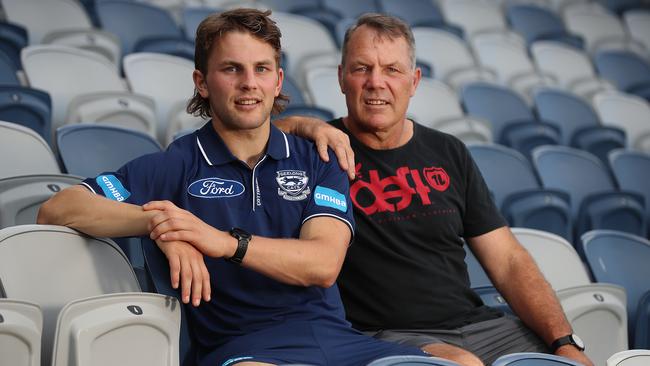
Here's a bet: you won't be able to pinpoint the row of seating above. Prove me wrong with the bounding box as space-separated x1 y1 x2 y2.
465 227 650 365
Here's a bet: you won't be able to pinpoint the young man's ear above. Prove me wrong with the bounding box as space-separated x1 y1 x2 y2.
275 67 284 97
193 70 209 98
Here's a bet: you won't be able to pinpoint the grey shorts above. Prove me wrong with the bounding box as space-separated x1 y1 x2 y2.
364 315 550 365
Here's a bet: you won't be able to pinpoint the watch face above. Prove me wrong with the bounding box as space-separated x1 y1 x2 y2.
230 227 252 239
571 334 585 350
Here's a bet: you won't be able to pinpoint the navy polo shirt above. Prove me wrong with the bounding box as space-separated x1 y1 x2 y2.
81 122 355 351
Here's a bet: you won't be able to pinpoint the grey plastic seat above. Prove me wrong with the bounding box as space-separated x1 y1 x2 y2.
123 52 196 143
623 10 650 53
0 299 42 366
51 293 180 366
511 228 590 290
493 352 583 365
607 349 650 366
0 225 142 366
304 66 347 118
593 90 650 152
0 174 82 228
21 44 156 136
0 121 61 180
439 0 507 39
557 284 628 366
609 149 650 237
366 355 461 366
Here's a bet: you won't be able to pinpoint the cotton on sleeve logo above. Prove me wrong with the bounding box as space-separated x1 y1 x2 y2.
314 185 348 212
188 177 245 198
423 167 450 192
97 175 130 202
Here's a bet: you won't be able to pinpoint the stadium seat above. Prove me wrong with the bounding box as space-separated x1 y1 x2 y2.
533 87 626 162
0 174 82 228
96 0 190 57
0 225 142 366
633 290 650 349
562 2 645 55
594 49 650 101
51 293 180 366
461 82 561 158
0 299 42 366
511 228 590 290
3 0 121 66
56 124 161 178
0 49 21 86
439 0 507 40
305 65 347 118
531 41 615 99
596 0 650 15
470 31 556 98
412 27 497 90
164 100 208 146
333 17 357 49
492 352 583 365
282 74 308 106
377 0 463 38
532 146 646 243
468 144 572 240
0 121 61 180
181 6 220 41
506 3 584 49
609 149 650 237
322 0 380 19
21 45 157 135
464 245 492 289
623 9 650 53
558 283 629 365
123 52 196 143
592 90 650 153
0 86 52 145
0 21 28 70
366 355 461 365
607 349 650 366
581 229 650 347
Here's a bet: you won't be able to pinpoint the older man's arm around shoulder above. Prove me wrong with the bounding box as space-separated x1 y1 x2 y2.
468 226 593 366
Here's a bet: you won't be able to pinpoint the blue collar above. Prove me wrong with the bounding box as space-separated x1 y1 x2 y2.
195 121 291 166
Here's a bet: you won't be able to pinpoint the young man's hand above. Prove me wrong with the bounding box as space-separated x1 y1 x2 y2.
156 238 211 307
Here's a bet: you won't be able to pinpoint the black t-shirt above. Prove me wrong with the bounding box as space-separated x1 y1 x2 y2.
332 118 507 331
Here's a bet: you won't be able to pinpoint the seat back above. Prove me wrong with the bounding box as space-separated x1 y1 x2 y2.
56 124 161 178
470 31 535 85
557 283 628 366
493 352 584 365
366 355 461 366
181 6 219 42
581 229 650 344
412 27 477 81
530 41 603 93
594 49 650 92
511 228 590 289
305 66 347 118
633 290 650 349
96 0 183 56
377 0 445 27
51 293 180 366
440 0 506 39
563 3 632 53
507 4 572 46
0 21 28 70
624 10 650 52
0 121 60 180
0 174 82 228
534 87 600 145
593 91 650 152
0 48 21 86
0 299 42 366
123 52 196 142
0 225 141 366
607 349 650 366
0 86 52 145
21 45 126 129
409 78 464 127
609 149 650 231
322 0 380 19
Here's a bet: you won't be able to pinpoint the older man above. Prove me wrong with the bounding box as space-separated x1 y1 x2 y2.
278 13 592 366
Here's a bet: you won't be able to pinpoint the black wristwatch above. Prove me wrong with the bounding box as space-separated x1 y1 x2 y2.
228 227 251 264
550 334 585 352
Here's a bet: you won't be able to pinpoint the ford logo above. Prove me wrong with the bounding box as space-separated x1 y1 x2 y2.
188 177 245 198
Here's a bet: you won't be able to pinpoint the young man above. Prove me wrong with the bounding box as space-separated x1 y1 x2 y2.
277 14 593 366
37 9 428 366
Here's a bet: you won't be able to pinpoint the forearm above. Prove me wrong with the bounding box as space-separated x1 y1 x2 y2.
37 186 157 237
273 115 323 136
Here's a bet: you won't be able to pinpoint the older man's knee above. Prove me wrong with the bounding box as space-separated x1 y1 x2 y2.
421 343 484 366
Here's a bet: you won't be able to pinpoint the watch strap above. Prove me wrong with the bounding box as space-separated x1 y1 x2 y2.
550 334 584 352
228 228 250 264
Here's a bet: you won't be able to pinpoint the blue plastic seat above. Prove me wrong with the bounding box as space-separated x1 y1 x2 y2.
596 0 650 15
461 82 561 158
534 88 626 163
493 352 583 365
594 49 650 102
506 4 584 49
532 145 646 245
377 0 463 38
0 21 28 70
469 143 572 240
0 48 20 85
282 74 307 106
263 0 321 13
366 355 461 366
322 0 380 20
96 0 187 56
581 229 650 347
0 86 52 145
634 289 650 349
182 6 219 41
609 149 650 237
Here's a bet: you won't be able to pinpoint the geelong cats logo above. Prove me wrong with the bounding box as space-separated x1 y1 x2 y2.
276 170 310 201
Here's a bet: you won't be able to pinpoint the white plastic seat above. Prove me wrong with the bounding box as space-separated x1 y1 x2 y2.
531 41 616 99
165 100 208 146
412 27 497 89
0 174 82 228
51 293 180 366
557 284 628 366
623 10 650 55
123 52 197 142
3 0 121 65
21 45 157 136
607 349 650 366
0 121 61 179
304 66 347 119
0 299 42 366
593 91 650 152
439 0 507 39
